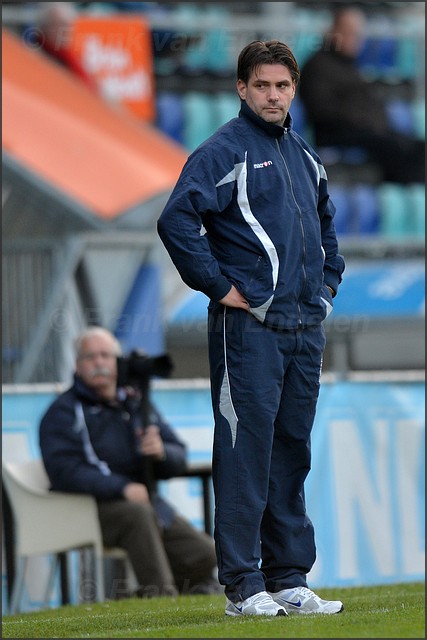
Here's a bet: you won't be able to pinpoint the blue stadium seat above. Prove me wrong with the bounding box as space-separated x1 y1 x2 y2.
351 184 380 234
376 36 399 79
156 92 185 144
290 96 308 137
357 36 379 76
329 185 352 235
318 145 370 170
291 96 315 145
386 98 414 135
358 35 399 80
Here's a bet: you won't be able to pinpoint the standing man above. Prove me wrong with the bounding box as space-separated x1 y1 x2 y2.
158 41 345 617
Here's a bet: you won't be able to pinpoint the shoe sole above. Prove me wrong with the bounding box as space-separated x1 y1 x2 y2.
225 609 287 617
283 603 344 615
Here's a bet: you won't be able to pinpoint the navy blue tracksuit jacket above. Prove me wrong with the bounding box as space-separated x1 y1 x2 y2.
39 376 187 528
158 100 345 601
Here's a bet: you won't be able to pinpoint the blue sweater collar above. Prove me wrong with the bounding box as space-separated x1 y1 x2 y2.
238 100 292 137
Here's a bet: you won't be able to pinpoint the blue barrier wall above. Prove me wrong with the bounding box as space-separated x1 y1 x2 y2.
2 375 425 612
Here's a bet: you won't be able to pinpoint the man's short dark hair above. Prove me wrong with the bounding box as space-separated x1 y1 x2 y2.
237 40 300 85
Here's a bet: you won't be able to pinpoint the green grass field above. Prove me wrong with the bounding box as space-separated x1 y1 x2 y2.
2 582 424 638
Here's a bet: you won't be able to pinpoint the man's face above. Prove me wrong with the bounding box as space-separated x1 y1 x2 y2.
75 334 118 399
334 11 366 58
237 63 296 127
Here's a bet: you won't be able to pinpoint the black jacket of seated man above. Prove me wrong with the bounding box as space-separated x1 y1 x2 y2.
299 7 425 184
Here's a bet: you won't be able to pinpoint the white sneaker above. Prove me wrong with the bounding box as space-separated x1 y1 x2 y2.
225 590 288 617
269 586 344 614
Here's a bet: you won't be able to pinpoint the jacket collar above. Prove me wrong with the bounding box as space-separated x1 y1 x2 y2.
238 99 292 138
73 374 138 408
73 374 117 405
73 374 100 403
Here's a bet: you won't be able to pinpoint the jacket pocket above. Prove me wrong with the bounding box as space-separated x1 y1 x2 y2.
320 284 333 319
243 255 264 296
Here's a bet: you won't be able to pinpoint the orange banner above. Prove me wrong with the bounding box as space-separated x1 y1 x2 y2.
70 16 155 121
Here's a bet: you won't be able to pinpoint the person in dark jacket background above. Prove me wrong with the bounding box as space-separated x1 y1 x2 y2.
158 40 345 617
299 5 425 184
39 326 218 598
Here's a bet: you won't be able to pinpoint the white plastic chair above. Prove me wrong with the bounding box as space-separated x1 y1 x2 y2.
2 458 106 614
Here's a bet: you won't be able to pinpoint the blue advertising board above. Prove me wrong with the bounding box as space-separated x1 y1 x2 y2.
2 376 425 612
169 259 425 327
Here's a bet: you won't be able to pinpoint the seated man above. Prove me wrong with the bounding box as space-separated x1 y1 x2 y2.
39 326 218 598
299 6 424 184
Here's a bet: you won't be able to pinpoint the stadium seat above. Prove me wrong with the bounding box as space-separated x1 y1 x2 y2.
156 92 185 144
396 36 418 80
291 8 326 68
376 36 399 79
290 96 308 137
2 458 105 613
386 98 414 135
204 5 234 75
173 4 207 75
406 184 425 238
2 458 138 611
357 36 379 76
183 92 216 151
351 184 380 234
358 35 398 80
328 185 353 235
377 183 412 237
412 97 425 139
318 145 369 166
214 92 240 129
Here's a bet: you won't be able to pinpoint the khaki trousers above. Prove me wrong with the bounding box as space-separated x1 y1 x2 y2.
97 499 217 597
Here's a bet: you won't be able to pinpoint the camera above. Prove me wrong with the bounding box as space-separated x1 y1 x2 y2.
116 350 174 388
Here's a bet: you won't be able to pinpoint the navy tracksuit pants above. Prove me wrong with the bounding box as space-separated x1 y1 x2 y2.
208 303 326 602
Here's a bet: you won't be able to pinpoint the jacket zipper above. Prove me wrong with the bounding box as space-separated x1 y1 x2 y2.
276 135 305 326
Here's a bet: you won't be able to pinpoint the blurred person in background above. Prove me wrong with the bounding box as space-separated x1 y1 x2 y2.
35 2 98 92
299 5 425 184
158 40 345 617
39 326 219 598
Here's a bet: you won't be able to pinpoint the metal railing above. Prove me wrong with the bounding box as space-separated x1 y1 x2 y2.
2 233 156 384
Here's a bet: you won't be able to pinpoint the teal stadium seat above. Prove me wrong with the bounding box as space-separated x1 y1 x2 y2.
412 98 425 140
377 183 412 238
183 92 217 151
173 4 206 75
204 5 234 76
214 92 240 129
406 184 425 239
396 36 418 81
